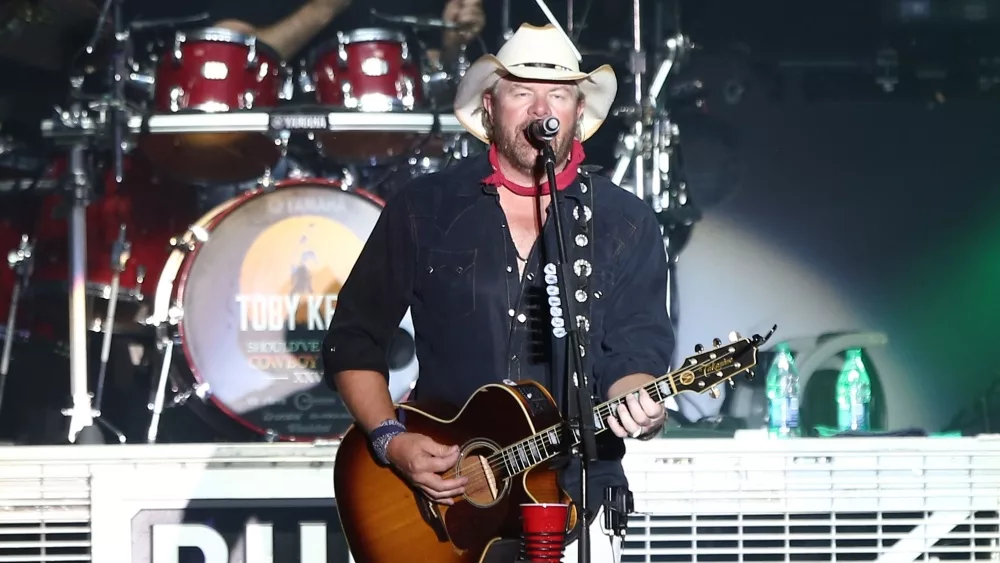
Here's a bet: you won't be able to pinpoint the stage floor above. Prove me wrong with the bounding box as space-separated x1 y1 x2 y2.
0 436 998 562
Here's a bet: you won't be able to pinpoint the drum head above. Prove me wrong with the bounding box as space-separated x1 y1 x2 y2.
174 180 417 440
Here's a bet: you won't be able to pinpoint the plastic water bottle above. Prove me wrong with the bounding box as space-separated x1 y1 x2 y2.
765 342 801 438
836 348 872 431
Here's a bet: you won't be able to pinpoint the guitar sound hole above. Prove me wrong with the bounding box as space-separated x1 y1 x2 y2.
459 441 509 508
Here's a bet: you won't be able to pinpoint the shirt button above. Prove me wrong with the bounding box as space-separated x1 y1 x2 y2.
508 309 515 317
517 313 526 323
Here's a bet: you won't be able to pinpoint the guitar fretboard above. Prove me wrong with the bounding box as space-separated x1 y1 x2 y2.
494 372 679 479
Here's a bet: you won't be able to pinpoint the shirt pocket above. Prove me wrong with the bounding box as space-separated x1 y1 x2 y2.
424 248 478 319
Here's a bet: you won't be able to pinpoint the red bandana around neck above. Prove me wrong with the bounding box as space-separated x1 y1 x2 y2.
483 139 587 196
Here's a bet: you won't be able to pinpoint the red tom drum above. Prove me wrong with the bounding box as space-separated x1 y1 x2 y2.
140 28 284 184
310 28 428 164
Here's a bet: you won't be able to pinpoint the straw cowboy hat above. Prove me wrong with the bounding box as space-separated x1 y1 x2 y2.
453 23 618 144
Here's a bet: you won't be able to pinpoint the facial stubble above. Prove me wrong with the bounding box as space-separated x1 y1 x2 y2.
493 113 578 181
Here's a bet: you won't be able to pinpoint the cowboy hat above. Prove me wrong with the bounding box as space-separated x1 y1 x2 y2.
453 23 618 144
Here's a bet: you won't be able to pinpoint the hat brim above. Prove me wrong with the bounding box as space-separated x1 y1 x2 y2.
453 55 618 145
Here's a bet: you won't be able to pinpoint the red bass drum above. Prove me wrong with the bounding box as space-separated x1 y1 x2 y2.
150 178 419 441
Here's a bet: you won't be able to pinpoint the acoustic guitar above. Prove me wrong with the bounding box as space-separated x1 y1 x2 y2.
334 328 775 563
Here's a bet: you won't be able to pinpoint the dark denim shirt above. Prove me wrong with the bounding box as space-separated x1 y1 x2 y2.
323 152 675 521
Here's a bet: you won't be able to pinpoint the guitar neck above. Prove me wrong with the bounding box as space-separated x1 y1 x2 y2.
495 371 683 478
496 337 756 478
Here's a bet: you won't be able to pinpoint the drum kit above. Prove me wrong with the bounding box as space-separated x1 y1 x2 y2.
0 0 700 446
0 0 479 445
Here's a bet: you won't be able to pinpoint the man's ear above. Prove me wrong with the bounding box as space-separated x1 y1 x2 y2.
483 93 494 121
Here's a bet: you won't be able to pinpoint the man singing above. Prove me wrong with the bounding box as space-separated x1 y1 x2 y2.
324 23 675 563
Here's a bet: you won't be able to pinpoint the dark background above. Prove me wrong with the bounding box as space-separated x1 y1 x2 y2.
1 0 998 434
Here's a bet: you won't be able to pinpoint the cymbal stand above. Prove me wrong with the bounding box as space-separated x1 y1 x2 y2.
61 142 101 444
500 0 512 41
91 225 129 444
0 236 34 417
531 0 581 61
608 0 697 335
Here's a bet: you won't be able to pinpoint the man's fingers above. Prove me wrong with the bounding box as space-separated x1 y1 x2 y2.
416 474 468 503
618 401 645 432
606 415 628 438
414 453 459 474
419 485 457 504
638 389 663 418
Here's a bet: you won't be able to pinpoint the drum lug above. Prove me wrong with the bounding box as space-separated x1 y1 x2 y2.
167 305 184 325
172 33 185 64
193 382 211 401
337 37 348 66
259 166 274 189
342 81 356 109
401 41 410 62
168 86 185 112
400 76 416 110
246 39 258 70
297 68 315 94
279 62 295 100
241 90 256 110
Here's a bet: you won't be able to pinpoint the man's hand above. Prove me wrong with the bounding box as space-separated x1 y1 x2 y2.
442 0 485 44
606 388 666 439
385 432 469 504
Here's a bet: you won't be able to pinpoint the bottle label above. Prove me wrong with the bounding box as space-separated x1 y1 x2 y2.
838 405 869 432
769 397 800 430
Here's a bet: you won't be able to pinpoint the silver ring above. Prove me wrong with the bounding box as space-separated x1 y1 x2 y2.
630 428 642 438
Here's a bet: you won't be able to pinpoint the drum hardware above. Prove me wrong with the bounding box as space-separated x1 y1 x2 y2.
58 143 101 444
145 336 172 443
531 0 582 62
89 224 129 444
45 0 134 445
0 235 34 419
605 0 699 335
368 10 463 30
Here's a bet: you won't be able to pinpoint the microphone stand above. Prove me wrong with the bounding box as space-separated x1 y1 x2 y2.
540 139 596 563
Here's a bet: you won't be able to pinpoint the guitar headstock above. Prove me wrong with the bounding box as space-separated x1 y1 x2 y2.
674 325 777 398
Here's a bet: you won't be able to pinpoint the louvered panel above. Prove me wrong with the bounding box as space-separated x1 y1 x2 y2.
621 438 1000 561
0 469 91 563
622 511 1000 561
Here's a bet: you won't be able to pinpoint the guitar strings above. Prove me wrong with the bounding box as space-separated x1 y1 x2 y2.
439 345 751 492
446 347 740 485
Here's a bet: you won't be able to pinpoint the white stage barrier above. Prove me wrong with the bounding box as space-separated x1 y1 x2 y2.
0 436 997 562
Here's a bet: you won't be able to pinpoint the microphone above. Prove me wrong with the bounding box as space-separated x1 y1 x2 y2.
527 117 560 143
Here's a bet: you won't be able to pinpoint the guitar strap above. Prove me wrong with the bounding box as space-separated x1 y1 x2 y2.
565 167 598 399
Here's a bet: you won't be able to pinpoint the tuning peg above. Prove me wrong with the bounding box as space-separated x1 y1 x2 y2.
707 386 720 399
712 338 722 347
727 379 736 388
728 331 742 343
746 369 756 381
694 343 704 353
